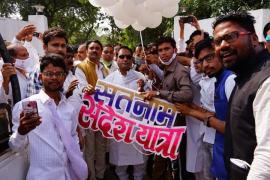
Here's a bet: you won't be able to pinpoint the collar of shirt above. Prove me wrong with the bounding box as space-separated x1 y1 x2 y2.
165 58 177 73
39 89 67 106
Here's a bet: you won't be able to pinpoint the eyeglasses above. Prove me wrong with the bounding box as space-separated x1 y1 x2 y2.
198 53 216 63
193 59 202 65
118 55 132 60
43 71 66 78
214 31 252 46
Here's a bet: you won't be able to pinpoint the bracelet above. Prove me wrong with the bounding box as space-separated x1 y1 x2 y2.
204 114 215 127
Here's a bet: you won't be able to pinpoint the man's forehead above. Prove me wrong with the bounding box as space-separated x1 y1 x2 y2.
118 49 131 55
213 21 246 36
49 37 67 43
89 42 101 48
44 64 64 71
158 42 173 49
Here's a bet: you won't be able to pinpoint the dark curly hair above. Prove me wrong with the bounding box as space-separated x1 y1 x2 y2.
40 53 67 73
42 27 68 46
213 11 256 33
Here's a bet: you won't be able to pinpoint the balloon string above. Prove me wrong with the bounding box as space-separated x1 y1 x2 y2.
139 31 146 57
139 30 151 72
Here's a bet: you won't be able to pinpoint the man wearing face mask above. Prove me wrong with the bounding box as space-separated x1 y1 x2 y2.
143 37 193 180
0 44 31 105
133 44 146 70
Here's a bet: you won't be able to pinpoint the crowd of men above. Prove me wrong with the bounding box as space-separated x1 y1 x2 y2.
0 11 270 180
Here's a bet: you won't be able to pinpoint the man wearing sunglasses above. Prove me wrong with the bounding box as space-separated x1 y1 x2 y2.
213 12 270 180
104 46 149 180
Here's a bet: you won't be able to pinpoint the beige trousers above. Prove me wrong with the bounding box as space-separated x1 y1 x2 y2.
84 130 107 180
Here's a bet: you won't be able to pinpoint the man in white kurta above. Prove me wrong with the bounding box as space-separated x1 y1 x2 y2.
104 46 148 180
9 54 87 180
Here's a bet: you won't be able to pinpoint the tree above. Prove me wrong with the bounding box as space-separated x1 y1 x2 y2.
181 0 270 18
1 0 269 47
0 0 100 44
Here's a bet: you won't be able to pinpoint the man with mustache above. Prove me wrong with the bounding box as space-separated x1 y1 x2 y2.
213 12 270 179
26 27 68 97
175 38 236 180
75 40 109 180
104 46 148 180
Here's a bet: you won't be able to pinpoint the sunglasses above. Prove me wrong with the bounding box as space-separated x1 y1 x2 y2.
214 31 251 46
118 54 132 60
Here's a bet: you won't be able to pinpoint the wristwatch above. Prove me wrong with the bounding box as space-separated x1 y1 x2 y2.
204 114 215 127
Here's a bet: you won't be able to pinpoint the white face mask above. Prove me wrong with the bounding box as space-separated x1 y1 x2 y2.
15 57 33 72
159 53 177 66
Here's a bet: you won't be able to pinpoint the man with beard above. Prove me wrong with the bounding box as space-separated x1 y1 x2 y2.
175 38 236 180
26 27 68 97
75 40 109 180
213 12 270 179
9 54 88 180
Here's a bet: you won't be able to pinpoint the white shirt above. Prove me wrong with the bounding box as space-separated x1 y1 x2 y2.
247 77 270 179
75 62 106 90
0 69 28 106
186 65 204 172
178 38 186 53
63 71 77 94
9 90 79 180
104 69 147 166
199 73 236 144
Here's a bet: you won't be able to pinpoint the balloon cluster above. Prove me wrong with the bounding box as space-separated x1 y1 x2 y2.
89 0 180 31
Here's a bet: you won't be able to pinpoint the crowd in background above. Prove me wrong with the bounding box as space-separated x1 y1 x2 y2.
1 11 270 180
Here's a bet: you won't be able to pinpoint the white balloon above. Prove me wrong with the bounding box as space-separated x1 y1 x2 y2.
167 0 180 6
134 0 146 4
104 2 126 21
162 5 179 18
148 12 162 28
144 0 167 12
114 18 129 29
89 0 118 7
89 0 100 7
132 22 145 31
120 16 135 25
122 0 138 18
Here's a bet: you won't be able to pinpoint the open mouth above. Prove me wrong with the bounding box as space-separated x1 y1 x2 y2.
220 49 236 61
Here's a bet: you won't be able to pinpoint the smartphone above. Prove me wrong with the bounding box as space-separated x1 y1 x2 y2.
22 101 39 118
32 32 40 38
180 16 194 23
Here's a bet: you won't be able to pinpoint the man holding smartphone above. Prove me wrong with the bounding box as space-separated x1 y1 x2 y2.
9 54 88 180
